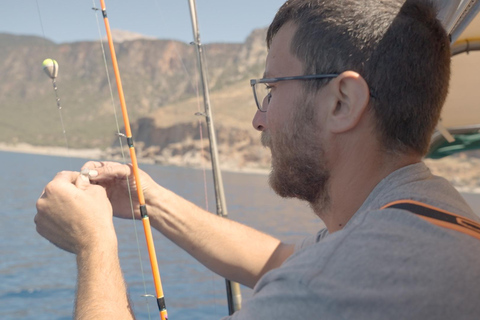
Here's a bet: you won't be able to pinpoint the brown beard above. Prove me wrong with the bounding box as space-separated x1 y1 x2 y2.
264 96 330 208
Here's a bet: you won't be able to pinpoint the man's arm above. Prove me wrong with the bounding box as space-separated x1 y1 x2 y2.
146 184 295 288
86 161 295 288
35 171 133 319
75 243 134 320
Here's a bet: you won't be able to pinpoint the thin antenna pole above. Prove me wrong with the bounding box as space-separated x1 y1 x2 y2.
98 1 168 319
187 0 242 315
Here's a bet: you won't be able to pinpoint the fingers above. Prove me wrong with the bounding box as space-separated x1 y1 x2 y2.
81 161 133 182
35 168 116 255
39 171 77 199
54 170 81 183
82 160 125 171
40 171 90 193
76 171 91 189
81 160 107 170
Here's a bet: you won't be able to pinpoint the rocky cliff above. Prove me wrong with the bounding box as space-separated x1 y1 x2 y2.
0 29 271 170
4 30 480 185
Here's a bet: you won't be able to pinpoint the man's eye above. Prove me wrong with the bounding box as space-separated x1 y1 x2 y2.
266 85 272 103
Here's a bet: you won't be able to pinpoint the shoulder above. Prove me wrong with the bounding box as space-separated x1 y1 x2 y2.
361 162 477 220
233 209 480 320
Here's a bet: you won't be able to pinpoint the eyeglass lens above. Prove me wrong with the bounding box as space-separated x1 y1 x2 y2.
254 83 270 111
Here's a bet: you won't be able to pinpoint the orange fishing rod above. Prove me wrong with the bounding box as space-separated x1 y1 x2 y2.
98 0 167 319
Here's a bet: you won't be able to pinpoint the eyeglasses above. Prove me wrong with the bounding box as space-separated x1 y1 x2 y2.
250 74 339 112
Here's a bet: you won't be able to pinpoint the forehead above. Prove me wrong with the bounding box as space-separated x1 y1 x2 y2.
265 22 304 78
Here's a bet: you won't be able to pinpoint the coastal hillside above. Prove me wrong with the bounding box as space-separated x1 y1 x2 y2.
2 30 480 188
0 29 267 166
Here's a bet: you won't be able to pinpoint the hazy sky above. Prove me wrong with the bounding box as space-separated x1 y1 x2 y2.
0 0 287 44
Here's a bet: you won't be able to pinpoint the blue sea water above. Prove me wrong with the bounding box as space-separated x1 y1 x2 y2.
0 150 322 320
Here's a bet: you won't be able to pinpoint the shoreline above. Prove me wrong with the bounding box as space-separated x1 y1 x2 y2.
3 143 480 192
0 143 270 175
0 143 104 159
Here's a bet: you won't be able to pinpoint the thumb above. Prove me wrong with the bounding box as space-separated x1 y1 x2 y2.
75 172 91 190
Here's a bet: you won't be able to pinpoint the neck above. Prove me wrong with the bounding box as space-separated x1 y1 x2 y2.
312 141 421 233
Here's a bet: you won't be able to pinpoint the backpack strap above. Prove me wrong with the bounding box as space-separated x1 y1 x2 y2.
381 200 480 241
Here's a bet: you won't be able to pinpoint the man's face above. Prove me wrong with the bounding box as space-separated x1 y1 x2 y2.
253 22 331 207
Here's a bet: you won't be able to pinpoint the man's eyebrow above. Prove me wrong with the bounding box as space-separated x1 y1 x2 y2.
264 72 276 79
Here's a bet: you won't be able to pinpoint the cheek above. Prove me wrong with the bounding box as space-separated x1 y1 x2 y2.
267 85 303 133
267 99 293 130
266 109 278 129
266 110 289 143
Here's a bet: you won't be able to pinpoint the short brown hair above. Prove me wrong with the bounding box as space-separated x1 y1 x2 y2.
267 0 451 155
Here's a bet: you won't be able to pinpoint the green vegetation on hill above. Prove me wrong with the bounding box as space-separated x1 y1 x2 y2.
0 29 268 151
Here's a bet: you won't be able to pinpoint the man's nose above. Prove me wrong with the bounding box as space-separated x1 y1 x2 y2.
252 109 266 131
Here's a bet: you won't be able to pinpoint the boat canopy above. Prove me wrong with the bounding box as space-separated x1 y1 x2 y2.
427 0 480 158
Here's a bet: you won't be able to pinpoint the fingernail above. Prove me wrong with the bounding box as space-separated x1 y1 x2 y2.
88 170 98 178
80 174 90 182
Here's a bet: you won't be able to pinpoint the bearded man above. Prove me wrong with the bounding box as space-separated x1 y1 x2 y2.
35 0 480 319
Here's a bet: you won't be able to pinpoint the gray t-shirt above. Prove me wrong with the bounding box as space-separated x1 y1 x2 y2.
226 162 480 319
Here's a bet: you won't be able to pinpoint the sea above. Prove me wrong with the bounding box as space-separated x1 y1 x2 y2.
2 151 480 320
0 150 322 320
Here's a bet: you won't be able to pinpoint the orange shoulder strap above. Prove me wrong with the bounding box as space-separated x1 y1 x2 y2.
382 200 480 241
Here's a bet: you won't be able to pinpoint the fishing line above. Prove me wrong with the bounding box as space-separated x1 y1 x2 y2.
151 0 242 314
36 0 71 166
35 0 48 52
150 0 211 213
149 1 227 315
42 59 69 150
187 24 228 318
91 1 153 318
188 0 242 313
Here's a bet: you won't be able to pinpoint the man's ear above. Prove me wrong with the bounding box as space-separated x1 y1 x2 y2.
326 71 370 133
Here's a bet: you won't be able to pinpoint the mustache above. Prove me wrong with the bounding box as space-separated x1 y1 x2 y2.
261 131 271 148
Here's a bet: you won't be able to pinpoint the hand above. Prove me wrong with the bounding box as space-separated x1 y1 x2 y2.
80 161 158 220
35 171 116 255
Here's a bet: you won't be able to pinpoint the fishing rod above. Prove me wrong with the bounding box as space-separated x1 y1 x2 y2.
187 0 242 314
98 0 168 319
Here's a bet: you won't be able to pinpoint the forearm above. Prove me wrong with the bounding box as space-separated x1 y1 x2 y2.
75 242 134 320
146 186 294 288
